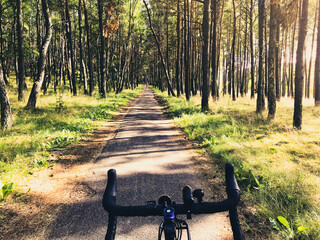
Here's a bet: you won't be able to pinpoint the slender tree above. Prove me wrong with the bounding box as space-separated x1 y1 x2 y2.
98 0 106 97
176 0 181 97
250 0 255 98
211 0 217 100
306 3 317 98
257 0 265 113
65 0 77 96
26 0 52 109
17 0 24 101
231 0 236 101
293 0 308 129
201 0 209 111
0 62 11 129
315 1 320 106
83 0 94 96
268 0 277 120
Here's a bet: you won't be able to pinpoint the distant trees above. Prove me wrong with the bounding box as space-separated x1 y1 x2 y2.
143 0 175 96
0 0 318 129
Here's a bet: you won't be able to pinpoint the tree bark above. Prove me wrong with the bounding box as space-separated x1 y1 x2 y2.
26 0 52 109
211 0 217 100
231 0 236 101
0 62 11 129
268 0 277 119
293 0 308 129
250 0 255 98
306 3 318 99
275 2 281 101
256 0 265 113
98 0 106 97
201 0 209 111
83 0 93 96
184 0 190 100
0 1 7 85
79 0 87 95
176 0 181 97
315 1 320 106
17 0 25 101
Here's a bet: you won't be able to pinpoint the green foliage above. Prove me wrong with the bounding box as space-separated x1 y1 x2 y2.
0 182 14 202
269 215 311 239
46 129 79 150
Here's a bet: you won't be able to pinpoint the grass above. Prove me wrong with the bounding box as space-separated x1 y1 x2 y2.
0 79 142 192
153 87 320 239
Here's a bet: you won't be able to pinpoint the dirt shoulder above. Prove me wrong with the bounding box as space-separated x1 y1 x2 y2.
0 96 139 240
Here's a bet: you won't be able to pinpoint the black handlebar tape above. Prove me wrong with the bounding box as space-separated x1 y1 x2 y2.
103 169 117 212
182 185 194 208
225 163 245 240
225 163 240 203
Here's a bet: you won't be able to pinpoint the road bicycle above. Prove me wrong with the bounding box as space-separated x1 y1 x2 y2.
102 163 245 240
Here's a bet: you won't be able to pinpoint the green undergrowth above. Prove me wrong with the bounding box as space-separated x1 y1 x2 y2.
153 87 320 240
0 84 142 194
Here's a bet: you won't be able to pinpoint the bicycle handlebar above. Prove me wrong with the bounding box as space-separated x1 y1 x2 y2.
103 163 240 216
102 163 244 240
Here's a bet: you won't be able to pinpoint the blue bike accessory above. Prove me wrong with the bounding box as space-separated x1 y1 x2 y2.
163 207 175 220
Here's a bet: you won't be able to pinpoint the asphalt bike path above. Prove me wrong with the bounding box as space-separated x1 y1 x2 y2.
48 87 232 240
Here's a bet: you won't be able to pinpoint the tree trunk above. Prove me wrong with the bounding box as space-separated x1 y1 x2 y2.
268 0 277 119
0 1 7 85
290 13 298 97
184 0 190 100
201 0 209 111
231 0 236 101
98 0 106 97
256 0 265 113
315 1 320 106
176 0 181 97
250 0 255 98
264 13 268 97
83 0 93 96
293 0 308 129
142 0 175 96
26 0 52 109
0 62 11 129
65 0 77 96
216 0 225 98
211 0 217 100
306 4 318 98
79 0 87 95
17 0 25 101
275 3 281 101
282 29 288 97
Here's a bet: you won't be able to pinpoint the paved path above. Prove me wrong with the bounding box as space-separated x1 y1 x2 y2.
48 88 232 240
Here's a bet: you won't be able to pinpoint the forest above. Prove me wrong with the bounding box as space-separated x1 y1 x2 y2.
0 0 320 239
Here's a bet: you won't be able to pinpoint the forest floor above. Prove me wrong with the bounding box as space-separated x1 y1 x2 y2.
1 87 239 240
